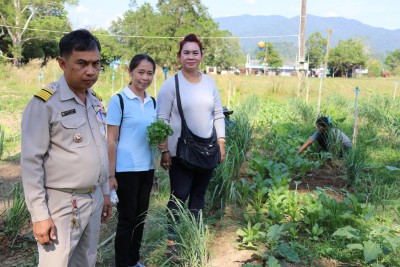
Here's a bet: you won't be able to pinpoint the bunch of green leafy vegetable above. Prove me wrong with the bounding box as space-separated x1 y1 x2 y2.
146 120 174 146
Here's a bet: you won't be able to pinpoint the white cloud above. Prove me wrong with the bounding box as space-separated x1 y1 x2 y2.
245 0 257 4
76 5 90 13
324 12 338 17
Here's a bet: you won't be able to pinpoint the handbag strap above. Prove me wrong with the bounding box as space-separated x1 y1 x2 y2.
175 74 189 131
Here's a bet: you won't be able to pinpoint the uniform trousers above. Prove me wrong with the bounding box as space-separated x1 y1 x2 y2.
38 186 103 267
167 157 214 239
115 170 154 267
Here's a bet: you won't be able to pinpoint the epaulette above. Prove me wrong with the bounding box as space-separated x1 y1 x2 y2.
34 87 54 102
91 90 102 102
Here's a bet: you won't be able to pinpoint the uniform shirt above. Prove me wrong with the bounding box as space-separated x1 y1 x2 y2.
156 71 225 157
107 86 156 171
21 75 109 222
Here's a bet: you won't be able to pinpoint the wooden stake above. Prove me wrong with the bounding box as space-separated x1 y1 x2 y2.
227 80 231 110
317 74 323 115
353 87 360 146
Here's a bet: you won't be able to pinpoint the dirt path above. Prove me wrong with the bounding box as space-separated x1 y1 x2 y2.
208 225 257 267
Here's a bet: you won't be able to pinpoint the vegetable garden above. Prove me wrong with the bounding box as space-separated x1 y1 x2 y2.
0 60 399 266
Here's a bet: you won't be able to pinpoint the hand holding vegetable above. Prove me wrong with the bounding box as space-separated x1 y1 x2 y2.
146 120 174 146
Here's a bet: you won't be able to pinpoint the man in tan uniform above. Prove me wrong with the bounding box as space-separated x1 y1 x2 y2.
21 29 112 267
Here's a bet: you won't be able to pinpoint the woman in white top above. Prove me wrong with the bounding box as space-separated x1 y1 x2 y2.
157 34 226 252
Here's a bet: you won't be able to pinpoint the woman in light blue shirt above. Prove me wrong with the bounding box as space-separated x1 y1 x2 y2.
107 54 156 267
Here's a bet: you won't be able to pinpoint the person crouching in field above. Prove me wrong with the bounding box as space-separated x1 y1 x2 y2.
298 116 352 157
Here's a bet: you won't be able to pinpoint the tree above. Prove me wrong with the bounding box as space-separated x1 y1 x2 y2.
256 41 283 69
384 49 400 75
367 59 382 77
306 32 327 69
203 32 244 70
22 39 58 65
328 38 368 77
0 0 75 66
92 29 125 66
109 0 243 70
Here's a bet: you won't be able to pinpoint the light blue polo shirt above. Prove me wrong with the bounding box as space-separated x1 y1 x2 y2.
107 86 156 172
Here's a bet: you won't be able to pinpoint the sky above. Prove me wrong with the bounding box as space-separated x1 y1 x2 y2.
66 0 400 31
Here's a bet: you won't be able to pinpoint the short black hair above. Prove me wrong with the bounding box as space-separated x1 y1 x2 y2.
59 29 101 58
128 54 156 73
316 116 332 128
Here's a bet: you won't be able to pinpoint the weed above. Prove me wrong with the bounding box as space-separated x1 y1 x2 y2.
3 181 30 243
166 198 210 267
343 145 367 186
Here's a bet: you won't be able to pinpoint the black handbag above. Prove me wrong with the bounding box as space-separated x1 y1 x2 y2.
174 74 221 171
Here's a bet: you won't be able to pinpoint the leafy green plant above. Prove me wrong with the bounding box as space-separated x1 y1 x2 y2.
166 197 210 267
291 99 317 125
332 223 400 265
344 145 367 186
234 178 253 206
236 221 266 249
302 193 326 228
305 223 324 240
146 120 173 146
207 97 257 211
262 224 301 264
3 181 30 243
283 190 303 223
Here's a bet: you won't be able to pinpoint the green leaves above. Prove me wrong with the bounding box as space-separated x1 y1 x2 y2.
363 240 382 263
146 120 173 146
278 243 300 263
236 221 266 248
332 226 360 240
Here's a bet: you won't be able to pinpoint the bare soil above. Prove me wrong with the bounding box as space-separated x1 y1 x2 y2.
0 160 351 267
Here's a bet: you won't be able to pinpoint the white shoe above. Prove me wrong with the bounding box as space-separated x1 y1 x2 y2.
133 262 145 267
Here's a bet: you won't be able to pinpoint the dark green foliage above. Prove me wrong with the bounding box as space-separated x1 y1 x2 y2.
384 49 400 74
3 182 30 242
328 38 368 77
146 120 174 146
306 32 327 69
0 0 74 66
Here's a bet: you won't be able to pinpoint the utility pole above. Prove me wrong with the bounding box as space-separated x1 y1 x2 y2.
323 28 333 78
297 0 307 96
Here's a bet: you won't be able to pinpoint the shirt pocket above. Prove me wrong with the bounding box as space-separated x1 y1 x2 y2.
60 117 91 148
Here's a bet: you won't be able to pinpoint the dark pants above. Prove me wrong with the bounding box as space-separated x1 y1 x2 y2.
115 170 154 267
167 157 213 239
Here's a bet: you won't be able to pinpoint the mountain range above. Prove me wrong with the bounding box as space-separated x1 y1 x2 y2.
215 15 400 60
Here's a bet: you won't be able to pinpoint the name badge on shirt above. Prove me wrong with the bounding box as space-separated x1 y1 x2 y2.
61 109 76 117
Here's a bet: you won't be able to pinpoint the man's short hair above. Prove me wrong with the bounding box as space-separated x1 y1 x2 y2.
59 29 101 58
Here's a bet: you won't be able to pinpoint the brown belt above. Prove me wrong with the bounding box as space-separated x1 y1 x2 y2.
47 186 97 194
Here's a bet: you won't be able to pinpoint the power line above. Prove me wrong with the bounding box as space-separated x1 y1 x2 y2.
0 24 298 39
